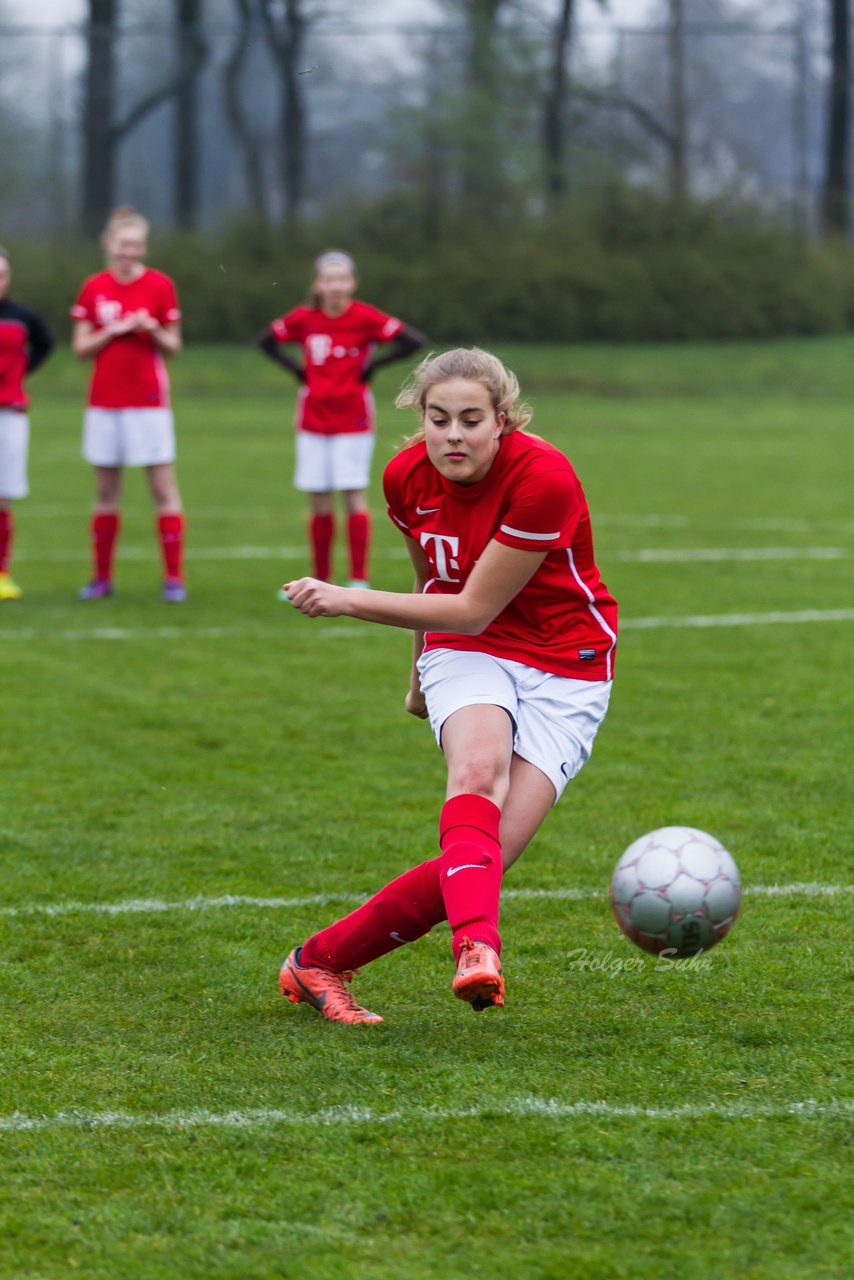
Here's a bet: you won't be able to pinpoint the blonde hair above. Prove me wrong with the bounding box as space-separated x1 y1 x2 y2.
102 205 149 238
396 348 533 447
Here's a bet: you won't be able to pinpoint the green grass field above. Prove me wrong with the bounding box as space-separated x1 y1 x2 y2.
1 338 852 1279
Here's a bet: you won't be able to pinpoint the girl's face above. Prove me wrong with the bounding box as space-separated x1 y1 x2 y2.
0 257 10 300
103 227 147 279
313 264 356 313
423 378 505 485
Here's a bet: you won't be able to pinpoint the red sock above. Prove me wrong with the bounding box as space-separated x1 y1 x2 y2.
91 512 120 582
309 513 335 580
438 794 503 961
0 509 13 573
300 857 446 972
347 511 371 581
157 512 185 581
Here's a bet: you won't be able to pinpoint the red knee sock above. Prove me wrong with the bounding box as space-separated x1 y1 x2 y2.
309 513 335 580
0 509 13 573
300 857 446 972
91 512 120 582
157 512 185 581
438 794 503 961
347 511 371 582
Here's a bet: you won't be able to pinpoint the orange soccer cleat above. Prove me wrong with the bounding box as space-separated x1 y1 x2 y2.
279 947 383 1025
452 936 505 1011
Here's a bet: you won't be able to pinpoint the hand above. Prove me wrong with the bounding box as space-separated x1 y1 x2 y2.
133 309 159 333
282 577 347 617
405 688 429 719
108 313 140 336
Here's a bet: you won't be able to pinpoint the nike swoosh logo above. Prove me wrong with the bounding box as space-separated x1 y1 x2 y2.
416 505 440 515
445 863 487 879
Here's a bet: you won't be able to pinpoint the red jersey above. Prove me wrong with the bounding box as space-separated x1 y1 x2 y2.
383 431 618 681
270 300 403 435
70 268 181 409
0 299 54 409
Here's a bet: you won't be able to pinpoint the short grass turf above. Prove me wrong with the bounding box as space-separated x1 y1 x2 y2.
0 337 852 1279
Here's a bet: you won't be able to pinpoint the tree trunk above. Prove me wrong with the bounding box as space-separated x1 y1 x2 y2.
223 0 268 221
82 0 118 234
260 0 307 227
823 0 850 234
459 0 504 212
174 0 207 230
542 0 575 202
667 0 688 203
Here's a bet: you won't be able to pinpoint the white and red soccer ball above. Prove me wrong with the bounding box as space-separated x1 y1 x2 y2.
610 826 741 957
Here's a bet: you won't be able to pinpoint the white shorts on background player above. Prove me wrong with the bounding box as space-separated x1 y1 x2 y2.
0 409 29 499
82 408 176 467
294 431 375 493
416 647 612 804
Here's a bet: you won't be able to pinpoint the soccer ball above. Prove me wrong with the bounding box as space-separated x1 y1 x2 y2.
610 826 741 957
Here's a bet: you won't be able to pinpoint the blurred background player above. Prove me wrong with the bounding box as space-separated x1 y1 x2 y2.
278 348 618 1024
0 246 54 600
257 250 425 595
71 205 186 602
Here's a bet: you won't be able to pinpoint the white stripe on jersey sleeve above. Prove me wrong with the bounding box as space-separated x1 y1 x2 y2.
499 523 561 541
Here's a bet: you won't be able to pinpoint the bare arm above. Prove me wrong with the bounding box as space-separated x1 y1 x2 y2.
145 319 182 357
72 317 134 359
72 314 181 359
284 538 548 634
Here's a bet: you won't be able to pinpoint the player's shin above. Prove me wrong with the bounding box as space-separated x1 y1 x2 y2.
438 794 503 959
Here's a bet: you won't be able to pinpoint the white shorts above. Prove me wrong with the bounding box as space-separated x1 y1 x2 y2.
294 431 375 493
0 410 29 499
83 408 176 467
416 647 612 804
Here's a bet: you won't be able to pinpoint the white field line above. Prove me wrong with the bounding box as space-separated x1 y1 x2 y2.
0 1095 850 1135
613 547 846 562
1 882 851 921
12 543 851 563
621 608 854 630
2 608 854 643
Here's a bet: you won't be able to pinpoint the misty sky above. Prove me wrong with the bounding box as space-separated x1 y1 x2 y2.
7 1 658 31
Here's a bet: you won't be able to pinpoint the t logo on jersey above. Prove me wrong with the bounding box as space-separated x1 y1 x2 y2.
307 334 332 365
420 532 460 583
95 297 123 326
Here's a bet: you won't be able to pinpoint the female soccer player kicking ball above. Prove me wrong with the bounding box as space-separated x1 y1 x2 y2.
279 348 618 1024
258 250 425 592
71 206 187 602
0 246 54 600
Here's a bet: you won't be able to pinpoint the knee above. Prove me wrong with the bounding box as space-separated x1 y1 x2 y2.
448 757 507 804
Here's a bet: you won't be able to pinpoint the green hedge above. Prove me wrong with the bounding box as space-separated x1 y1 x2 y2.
6 194 854 344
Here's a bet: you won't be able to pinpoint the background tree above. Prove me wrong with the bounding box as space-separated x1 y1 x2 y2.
822 0 850 234
222 0 268 222
260 0 309 227
81 0 210 234
174 0 210 230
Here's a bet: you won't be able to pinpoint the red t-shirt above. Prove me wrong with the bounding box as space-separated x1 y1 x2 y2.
270 300 403 435
0 300 53 410
383 431 618 681
70 268 181 408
